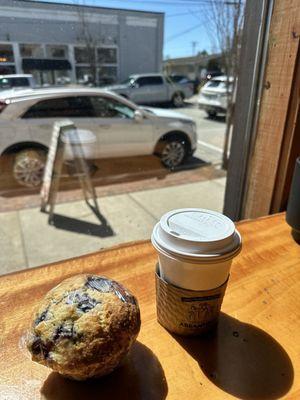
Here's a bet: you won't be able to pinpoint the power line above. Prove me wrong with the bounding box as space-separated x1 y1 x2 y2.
166 22 204 42
166 10 202 17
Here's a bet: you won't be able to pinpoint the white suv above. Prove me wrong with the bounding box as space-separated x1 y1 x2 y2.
0 88 197 187
198 76 233 118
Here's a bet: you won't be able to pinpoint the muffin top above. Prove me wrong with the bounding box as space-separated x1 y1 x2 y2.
27 274 140 379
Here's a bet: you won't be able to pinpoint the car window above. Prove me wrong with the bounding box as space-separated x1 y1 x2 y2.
206 80 222 88
90 96 135 119
22 96 95 118
0 77 29 89
136 76 163 86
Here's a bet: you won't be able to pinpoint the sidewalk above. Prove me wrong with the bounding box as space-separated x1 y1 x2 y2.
0 176 226 275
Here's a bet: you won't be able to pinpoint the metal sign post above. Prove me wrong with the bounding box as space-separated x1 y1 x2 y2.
40 120 99 224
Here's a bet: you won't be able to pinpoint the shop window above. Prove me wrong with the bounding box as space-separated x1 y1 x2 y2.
97 48 117 64
0 44 14 63
20 44 44 58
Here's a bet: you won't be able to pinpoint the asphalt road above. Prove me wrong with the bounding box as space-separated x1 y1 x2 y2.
170 98 226 165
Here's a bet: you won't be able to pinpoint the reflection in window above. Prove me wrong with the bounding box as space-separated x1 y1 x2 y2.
91 96 134 119
97 48 117 64
20 44 44 58
0 44 14 63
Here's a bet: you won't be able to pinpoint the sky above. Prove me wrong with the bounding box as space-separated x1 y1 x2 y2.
32 0 213 59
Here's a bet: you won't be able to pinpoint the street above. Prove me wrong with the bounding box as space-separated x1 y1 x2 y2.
179 97 226 165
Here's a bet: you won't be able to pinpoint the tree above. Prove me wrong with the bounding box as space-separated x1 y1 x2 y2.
74 1 101 85
202 0 244 169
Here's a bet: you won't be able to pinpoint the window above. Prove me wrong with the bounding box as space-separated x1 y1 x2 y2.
98 66 117 85
0 77 30 89
20 44 44 58
76 66 94 83
90 96 135 119
22 96 95 118
136 76 163 86
74 47 91 63
46 45 68 59
97 48 117 64
0 44 14 63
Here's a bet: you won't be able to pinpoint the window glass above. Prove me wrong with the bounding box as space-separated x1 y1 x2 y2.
97 48 117 64
0 44 14 62
76 67 93 84
0 77 29 89
74 47 90 63
90 96 135 119
22 96 95 118
98 66 117 85
206 80 221 88
46 45 68 59
136 76 163 86
0 65 15 75
20 44 44 58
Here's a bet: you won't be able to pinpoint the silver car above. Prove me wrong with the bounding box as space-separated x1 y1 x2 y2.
0 88 197 187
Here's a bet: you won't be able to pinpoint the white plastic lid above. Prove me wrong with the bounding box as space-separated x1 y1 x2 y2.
151 208 242 262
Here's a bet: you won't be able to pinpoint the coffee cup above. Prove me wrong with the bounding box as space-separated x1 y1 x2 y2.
151 208 242 335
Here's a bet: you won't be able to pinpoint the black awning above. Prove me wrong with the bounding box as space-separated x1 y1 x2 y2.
22 58 72 71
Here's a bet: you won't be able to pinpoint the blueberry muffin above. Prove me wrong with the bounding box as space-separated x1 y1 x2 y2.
26 274 141 380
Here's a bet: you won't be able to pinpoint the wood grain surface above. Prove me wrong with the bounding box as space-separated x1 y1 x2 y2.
0 213 299 399
244 0 300 218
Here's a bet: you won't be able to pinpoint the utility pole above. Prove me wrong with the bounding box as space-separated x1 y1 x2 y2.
191 41 198 55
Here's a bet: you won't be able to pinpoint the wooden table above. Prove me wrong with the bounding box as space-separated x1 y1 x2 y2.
0 213 299 399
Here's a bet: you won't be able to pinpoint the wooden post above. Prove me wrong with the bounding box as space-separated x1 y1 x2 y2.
243 0 300 218
224 0 300 220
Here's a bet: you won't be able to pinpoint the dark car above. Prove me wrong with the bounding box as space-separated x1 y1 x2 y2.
168 75 199 94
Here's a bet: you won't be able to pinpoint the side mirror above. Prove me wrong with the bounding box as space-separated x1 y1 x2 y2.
134 110 144 122
130 81 139 89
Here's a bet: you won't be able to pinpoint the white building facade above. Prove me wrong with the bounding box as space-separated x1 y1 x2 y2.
0 0 164 86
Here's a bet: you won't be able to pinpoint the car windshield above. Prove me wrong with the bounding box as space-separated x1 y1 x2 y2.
206 80 232 90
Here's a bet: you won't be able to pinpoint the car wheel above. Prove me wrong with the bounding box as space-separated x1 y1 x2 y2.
207 110 217 119
13 149 46 187
159 138 187 169
172 92 184 108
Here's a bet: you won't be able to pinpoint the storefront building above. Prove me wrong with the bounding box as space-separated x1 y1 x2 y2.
0 0 164 86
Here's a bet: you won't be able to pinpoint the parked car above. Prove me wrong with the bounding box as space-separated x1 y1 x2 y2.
105 73 193 107
0 74 36 91
0 88 197 187
198 76 233 118
168 75 199 94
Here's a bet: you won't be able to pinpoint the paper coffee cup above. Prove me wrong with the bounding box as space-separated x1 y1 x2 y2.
151 208 241 291
151 208 241 335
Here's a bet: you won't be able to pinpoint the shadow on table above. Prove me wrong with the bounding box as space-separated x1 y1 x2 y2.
173 313 293 400
41 341 168 400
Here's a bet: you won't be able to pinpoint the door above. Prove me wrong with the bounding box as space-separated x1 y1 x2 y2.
130 76 168 104
89 95 154 158
22 96 102 159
